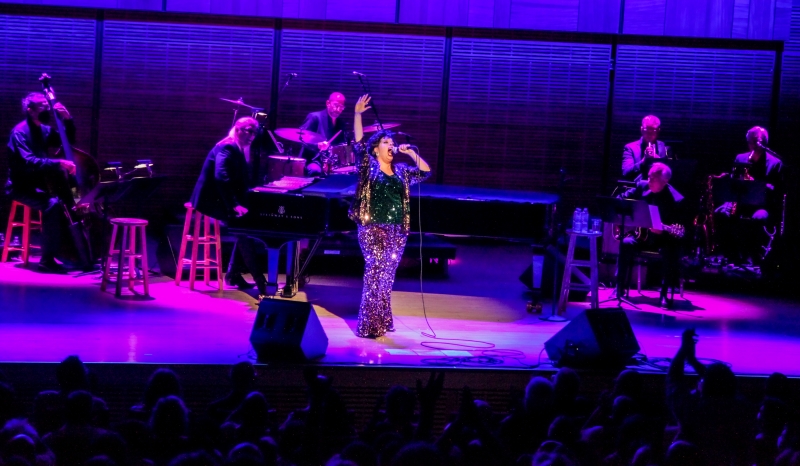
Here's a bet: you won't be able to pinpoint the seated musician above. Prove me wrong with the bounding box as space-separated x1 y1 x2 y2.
714 126 783 265
190 117 268 300
298 92 348 176
6 92 76 273
622 115 673 181
617 163 684 309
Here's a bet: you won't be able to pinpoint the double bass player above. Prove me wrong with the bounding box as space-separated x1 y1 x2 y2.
6 91 76 273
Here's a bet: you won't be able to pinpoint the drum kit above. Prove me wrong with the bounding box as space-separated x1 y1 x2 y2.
221 96 406 180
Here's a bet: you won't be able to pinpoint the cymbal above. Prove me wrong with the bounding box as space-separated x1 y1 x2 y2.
362 122 401 133
274 128 326 144
219 97 263 110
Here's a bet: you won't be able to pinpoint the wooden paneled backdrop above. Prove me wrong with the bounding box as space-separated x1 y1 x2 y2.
0 2 797 231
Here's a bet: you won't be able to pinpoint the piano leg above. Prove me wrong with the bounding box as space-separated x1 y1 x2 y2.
282 241 299 298
263 239 299 298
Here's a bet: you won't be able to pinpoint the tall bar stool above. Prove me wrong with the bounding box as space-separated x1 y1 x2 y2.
101 218 149 298
2 201 42 265
558 229 602 313
175 203 224 291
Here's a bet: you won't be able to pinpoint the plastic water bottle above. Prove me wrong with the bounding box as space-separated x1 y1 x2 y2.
573 208 581 233
581 208 590 233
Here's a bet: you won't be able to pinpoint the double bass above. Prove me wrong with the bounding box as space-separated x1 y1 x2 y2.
39 73 101 268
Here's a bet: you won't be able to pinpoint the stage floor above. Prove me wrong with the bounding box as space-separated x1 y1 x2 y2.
1 240 799 377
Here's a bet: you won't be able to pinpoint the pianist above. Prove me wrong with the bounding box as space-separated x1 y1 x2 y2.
189 116 268 299
349 94 431 338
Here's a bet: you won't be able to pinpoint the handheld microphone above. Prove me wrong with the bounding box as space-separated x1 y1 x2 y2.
352 71 367 77
391 145 418 154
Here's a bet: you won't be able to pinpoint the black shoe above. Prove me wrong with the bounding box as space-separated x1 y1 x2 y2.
38 259 67 274
660 296 674 310
226 273 255 290
387 326 396 332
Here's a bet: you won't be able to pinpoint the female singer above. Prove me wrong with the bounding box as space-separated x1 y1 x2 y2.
349 95 431 338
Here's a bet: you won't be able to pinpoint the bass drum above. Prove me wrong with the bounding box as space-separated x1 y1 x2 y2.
267 155 306 181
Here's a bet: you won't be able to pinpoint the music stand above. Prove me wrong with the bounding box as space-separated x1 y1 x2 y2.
712 176 768 207
77 177 164 276
596 197 655 309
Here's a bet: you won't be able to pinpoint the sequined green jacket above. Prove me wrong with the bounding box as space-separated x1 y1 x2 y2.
348 144 431 233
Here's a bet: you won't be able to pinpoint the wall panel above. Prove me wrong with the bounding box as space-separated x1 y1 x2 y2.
0 14 96 203
100 20 274 205
445 37 610 205
509 0 581 31
611 45 774 181
623 0 667 35
277 28 445 173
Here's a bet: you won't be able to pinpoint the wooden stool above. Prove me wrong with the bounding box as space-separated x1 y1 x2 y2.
2 201 42 265
175 203 224 291
101 218 149 298
558 229 601 313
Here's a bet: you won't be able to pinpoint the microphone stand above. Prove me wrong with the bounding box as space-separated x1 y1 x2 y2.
540 168 570 322
354 74 384 130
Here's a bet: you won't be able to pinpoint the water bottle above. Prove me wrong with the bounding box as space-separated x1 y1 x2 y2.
581 208 590 233
10 236 21 248
573 208 581 233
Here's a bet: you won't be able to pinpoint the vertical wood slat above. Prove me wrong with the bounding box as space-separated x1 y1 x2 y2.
276 29 445 174
623 0 667 35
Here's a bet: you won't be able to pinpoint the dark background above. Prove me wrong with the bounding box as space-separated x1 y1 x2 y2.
0 1 797 252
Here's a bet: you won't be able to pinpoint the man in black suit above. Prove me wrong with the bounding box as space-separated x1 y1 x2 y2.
190 116 267 298
617 163 685 309
714 126 783 264
621 115 672 181
298 92 347 175
6 92 77 273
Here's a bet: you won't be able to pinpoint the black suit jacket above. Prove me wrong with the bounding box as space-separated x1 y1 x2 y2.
298 109 347 162
733 151 783 218
5 118 76 196
621 138 671 180
618 181 685 228
189 142 253 221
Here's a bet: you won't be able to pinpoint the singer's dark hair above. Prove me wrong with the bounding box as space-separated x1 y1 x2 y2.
366 129 395 157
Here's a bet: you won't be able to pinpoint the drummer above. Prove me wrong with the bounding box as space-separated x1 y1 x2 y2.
298 92 348 175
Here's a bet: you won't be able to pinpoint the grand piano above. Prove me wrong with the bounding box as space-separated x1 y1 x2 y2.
228 175 558 296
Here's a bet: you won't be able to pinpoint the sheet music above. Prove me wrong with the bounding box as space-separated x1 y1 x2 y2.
648 204 663 230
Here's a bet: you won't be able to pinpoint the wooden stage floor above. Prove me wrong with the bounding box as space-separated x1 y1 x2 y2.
1 240 799 377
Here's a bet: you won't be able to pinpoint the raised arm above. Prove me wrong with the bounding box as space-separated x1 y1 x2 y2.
353 94 371 143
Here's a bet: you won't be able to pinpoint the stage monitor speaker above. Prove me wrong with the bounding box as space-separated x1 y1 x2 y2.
250 299 328 361
544 309 640 368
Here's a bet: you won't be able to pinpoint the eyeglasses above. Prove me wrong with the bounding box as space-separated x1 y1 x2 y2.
328 103 345 111
239 128 257 134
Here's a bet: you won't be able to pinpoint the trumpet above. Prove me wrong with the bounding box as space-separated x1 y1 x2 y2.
646 142 656 158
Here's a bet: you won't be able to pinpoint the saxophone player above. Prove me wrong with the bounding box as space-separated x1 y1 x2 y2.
714 126 783 265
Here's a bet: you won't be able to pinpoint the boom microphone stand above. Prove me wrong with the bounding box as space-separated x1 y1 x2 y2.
353 72 384 130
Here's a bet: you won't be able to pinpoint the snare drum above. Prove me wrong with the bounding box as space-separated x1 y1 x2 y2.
267 155 306 181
